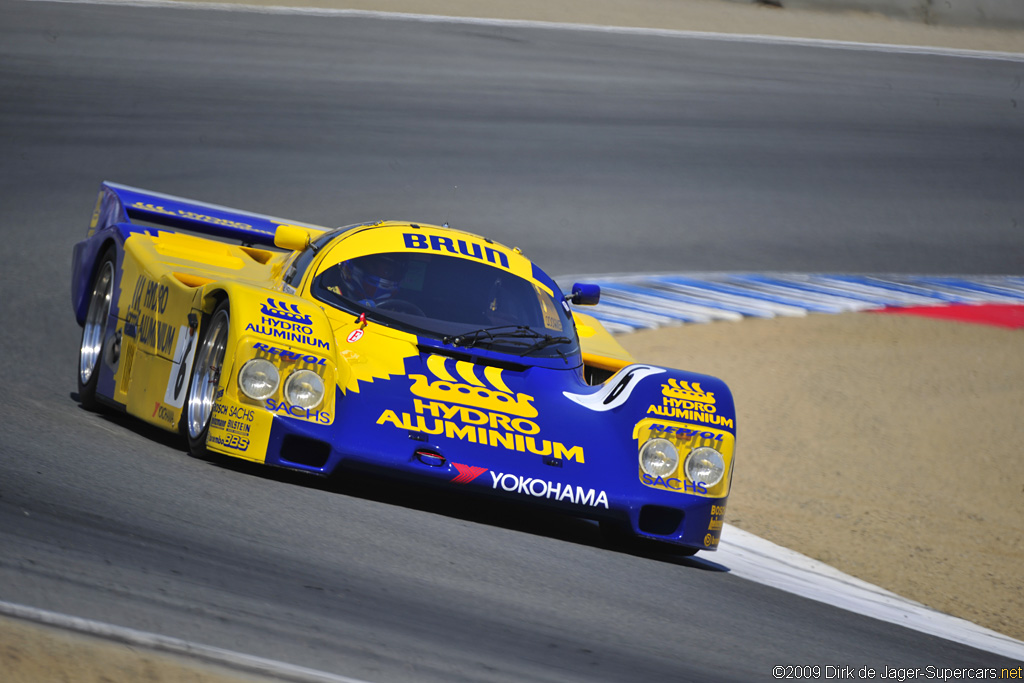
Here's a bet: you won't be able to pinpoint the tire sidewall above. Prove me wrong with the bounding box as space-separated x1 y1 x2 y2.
185 300 230 459
78 246 116 410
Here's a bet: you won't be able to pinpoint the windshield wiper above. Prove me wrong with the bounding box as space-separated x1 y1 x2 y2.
516 334 572 357
443 325 549 349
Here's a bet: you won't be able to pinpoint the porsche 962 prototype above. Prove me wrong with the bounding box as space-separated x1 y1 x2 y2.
71 182 737 553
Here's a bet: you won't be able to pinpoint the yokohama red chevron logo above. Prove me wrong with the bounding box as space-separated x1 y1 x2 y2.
451 462 488 484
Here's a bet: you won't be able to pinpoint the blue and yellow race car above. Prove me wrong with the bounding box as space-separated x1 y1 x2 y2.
71 182 736 553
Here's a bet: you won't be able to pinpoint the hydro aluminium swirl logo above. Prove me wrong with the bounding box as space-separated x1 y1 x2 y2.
376 354 587 463
409 354 537 418
261 298 313 325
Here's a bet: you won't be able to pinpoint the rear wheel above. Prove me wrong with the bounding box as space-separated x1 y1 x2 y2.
78 247 115 410
185 301 230 460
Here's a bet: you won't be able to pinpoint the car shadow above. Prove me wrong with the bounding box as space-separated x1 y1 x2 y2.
71 391 729 572
218 453 729 572
73 393 186 451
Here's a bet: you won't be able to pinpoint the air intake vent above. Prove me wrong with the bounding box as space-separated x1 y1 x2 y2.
638 506 684 536
280 435 331 469
415 450 445 467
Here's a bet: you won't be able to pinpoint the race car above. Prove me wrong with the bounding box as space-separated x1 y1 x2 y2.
71 182 736 553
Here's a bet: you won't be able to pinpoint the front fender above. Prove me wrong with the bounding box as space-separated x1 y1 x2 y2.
564 363 737 501
201 285 342 442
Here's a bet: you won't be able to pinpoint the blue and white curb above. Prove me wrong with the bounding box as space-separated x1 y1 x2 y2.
557 273 1024 333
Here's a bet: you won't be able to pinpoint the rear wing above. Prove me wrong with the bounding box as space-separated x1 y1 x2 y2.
90 182 329 247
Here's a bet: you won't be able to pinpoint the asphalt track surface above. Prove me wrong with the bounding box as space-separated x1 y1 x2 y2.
2 1 1023 680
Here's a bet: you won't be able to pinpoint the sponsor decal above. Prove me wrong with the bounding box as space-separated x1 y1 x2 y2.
376 355 584 463
708 504 725 533
252 342 326 365
212 403 255 422
647 423 723 443
450 462 488 484
89 192 103 232
347 329 364 343
489 471 609 508
151 401 174 424
447 462 608 507
403 232 510 269
245 299 330 350
208 433 250 452
261 298 312 325
409 357 536 418
243 321 327 350
131 201 254 231
377 403 583 462
646 379 734 428
225 418 251 436
663 379 715 404
265 397 331 424
131 274 169 315
640 473 708 494
563 365 665 412
125 274 176 356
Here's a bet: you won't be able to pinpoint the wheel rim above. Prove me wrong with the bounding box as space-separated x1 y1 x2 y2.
79 261 114 385
187 309 229 440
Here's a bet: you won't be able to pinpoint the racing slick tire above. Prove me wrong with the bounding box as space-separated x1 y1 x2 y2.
77 246 116 411
184 300 230 460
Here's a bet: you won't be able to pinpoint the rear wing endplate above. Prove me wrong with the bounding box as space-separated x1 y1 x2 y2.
93 182 329 247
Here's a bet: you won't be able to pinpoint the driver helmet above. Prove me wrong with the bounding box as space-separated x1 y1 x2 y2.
339 253 406 307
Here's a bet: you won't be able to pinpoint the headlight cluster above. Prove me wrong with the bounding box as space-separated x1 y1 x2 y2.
238 359 279 400
639 438 726 488
239 359 325 408
284 369 326 409
639 438 679 477
684 446 726 488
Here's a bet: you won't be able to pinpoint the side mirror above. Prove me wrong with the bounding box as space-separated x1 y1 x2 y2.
567 283 600 306
274 224 315 251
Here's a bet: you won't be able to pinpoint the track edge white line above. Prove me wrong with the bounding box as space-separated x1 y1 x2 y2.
21 0 1024 62
0 600 374 683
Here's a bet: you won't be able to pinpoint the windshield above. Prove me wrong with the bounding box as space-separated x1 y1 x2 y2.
311 251 579 359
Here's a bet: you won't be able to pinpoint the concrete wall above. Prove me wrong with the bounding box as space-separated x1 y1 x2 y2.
718 0 1024 30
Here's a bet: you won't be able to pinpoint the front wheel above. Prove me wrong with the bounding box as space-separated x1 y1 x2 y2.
78 247 116 410
185 301 230 460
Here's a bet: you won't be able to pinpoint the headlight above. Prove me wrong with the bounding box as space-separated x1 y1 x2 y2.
239 359 280 400
284 369 325 409
684 447 726 487
639 438 679 477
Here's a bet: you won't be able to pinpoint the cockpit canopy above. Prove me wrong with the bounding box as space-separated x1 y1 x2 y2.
303 227 580 360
